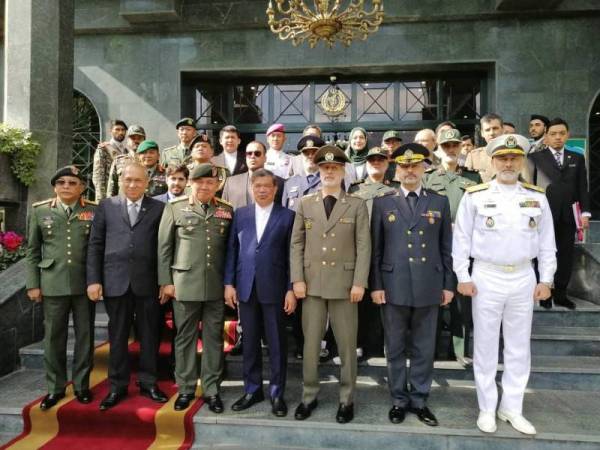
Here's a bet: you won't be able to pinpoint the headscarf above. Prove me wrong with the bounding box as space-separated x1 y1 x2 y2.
346 127 369 167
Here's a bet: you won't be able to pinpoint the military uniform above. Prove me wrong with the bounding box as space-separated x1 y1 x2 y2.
92 139 126 201
145 165 168 196
423 168 478 221
161 142 191 167
157 166 233 399
465 147 531 183
106 152 137 197
25 168 97 399
348 178 399 217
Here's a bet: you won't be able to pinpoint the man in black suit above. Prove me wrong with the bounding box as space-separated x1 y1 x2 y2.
370 143 454 427
211 125 248 176
87 162 168 410
528 118 591 309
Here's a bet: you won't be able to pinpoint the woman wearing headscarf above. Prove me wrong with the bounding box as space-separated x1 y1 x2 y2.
345 127 369 180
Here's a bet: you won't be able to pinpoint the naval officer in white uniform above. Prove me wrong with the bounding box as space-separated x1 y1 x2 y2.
452 134 556 435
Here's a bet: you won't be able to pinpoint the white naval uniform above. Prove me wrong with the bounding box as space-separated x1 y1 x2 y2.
265 148 292 179
452 180 556 414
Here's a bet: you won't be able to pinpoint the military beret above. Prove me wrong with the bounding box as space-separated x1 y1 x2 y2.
190 163 219 180
530 114 550 127
366 147 389 160
51 165 84 186
297 135 325 152
438 128 462 145
266 123 285 136
176 117 196 129
136 140 159 154
126 124 146 137
486 134 530 157
382 130 402 142
314 145 350 166
391 143 430 165
189 133 212 148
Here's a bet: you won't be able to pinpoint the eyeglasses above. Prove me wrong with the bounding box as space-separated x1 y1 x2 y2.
55 180 79 186
246 151 263 157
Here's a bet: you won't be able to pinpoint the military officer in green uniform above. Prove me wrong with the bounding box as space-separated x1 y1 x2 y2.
25 166 97 410
160 117 197 167
291 145 371 424
158 164 233 413
137 140 168 197
106 124 146 197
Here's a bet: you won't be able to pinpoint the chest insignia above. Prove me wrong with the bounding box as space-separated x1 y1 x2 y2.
214 208 232 220
388 213 396 223
529 217 537 228
519 200 540 208
486 217 495 228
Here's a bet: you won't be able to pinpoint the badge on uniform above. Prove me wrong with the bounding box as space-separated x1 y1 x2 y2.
421 210 441 224
42 216 54 227
387 212 396 222
214 208 232 220
486 217 495 228
519 200 540 208
304 219 313 229
78 211 94 221
529 217 537 228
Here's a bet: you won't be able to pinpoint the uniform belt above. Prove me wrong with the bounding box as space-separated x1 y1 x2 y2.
474 260 532 273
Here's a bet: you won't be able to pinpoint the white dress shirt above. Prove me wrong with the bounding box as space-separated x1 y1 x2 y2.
223 151 238 174
255 202 274 242
265 148 292 179
548 146 564 166
400 185 423 198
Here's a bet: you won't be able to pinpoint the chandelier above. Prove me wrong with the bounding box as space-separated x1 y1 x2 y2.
266 0 385 48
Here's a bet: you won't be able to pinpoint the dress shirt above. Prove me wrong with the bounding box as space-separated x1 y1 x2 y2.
126 197 143 210
223 150 238 174
265 148 292 179
400 185 423 198
255 202 274 242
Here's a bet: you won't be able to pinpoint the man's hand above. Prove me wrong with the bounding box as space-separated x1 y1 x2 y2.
224 285 238 309
27 288 42 303
534 283 552 302
441 289 454 306
582 216 590 230
87 283 103 302
160 284 176 304
293 281 307 299
97 141 109 149
284 290 297 315
350 285 365 303
371 290 386 305
457 282 477 297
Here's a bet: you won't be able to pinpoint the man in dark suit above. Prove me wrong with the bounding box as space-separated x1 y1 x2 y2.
528 117 591 309
224 168 296 417
87 162 168 410
211 125 248 176
370 143 454 427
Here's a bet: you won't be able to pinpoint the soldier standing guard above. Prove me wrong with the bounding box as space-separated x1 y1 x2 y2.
453 134 556 435
137 140 168 196
158 164 233 413
161 117 197 167
92 119 127 201
106 124 146 197
25 166 97 410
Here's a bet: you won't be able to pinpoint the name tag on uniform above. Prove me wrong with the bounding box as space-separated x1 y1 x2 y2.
483 203 496 209
339 218 354 224
519 200 540 208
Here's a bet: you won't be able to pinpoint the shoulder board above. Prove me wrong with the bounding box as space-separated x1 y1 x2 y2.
424 167 436 173
521 182 545 193
350 179 365 186
216 197 233 208
465 182 490 194
170 196 189 204
377 190 396 198
83 199 98 205
32 199 53 207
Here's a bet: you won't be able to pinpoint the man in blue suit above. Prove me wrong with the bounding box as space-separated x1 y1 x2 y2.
224 168 297 417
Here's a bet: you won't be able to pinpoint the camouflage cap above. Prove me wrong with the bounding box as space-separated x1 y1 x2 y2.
438 128 462 145
136 140 159 154
51 165 84 185
365 147 389 160
126 124 146 138
382 130 402 142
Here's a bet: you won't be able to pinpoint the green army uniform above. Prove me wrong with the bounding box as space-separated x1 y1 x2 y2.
349 179 399 218
106 152 136 197
146 165 168 196
161 142 191 167
157 165 233 397
25 189 97 396
290 146 371 406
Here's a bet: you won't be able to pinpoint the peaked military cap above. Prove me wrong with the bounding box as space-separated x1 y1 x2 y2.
190 163 219 180
297 135 325 152
51 165 84 185
126 124 146 137
314 145 350 166
176 117 196 129
392 143 430 165
486 134 530 157
136 140 159 154
382 130 402 142
366 146 389 160
530 114 550 127
438 128 462 144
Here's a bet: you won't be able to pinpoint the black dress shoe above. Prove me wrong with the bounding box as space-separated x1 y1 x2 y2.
554 296 576 310
409 406 439 427
271 397 288 417
99 391 127 411
140 385 168 403
388 405 406 424
539 299 553 309
174 393 195 411
336 403 354 424
231 391 265 411
204 394 224 413
40 392 65 411
75 389 93 404
294 399 318 420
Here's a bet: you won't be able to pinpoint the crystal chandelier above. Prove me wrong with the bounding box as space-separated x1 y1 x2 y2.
266 0 385 48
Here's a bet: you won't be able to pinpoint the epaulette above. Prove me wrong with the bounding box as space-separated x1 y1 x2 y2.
83 199 98 205
215 197 233 208
170 196 188 204
32 199 53 207
465 182 490 194
377 190 396 198
521 182 545 193
424 167 436 173
305 192 318 198
350 179 365 186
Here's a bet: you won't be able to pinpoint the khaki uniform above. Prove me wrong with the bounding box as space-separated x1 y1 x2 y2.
161 143 191 167
25 197 97 394
92 141 126 201
157 195 233 396
465 147 531 183
290 190 371 404
106 152 137 197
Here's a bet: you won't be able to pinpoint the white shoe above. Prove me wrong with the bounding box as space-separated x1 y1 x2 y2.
497 410 537 435
476 411 497 433
332 356 341 365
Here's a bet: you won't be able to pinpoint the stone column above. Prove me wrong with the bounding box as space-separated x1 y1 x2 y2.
3 0 74 228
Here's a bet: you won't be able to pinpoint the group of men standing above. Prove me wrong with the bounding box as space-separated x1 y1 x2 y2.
25 112 589 436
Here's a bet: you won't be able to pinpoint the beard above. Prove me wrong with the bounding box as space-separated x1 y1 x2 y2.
496 170 519 183
441 153 457 165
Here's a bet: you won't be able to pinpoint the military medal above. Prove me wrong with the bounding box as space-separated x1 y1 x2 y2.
421 210 441 224
486 217 495 228
388 213 396 223
529 217 536 228
304 219 313 229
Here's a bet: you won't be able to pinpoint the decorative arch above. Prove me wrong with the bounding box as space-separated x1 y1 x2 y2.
588 91 600 217
72 90 101 198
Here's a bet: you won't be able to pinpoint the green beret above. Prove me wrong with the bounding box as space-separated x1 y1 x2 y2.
190 163 219 180
314 145 350 166
136 140 159 154
176 118 196 129
51 165 84 186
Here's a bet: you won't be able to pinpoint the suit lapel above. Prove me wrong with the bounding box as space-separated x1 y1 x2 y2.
133 196 151 227
538 149 561 178
120 196 131 227
410 189 431 229
325 191 351 233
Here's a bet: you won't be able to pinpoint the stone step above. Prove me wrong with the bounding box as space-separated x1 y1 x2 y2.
532 297 600 328
587 220 600 243
531 326 600 356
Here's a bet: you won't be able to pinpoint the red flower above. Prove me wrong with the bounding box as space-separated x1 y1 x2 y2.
1 231 24 252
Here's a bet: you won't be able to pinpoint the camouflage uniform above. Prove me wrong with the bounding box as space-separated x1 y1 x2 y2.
146 165 168 196
92 140 126 201
106 152 137 198
161 143 191 167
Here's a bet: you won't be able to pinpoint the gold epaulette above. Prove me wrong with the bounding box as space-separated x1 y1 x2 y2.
215 197 233 208
32 199 53 207
170 196 189 204
521 182 545 193
465 182 490 194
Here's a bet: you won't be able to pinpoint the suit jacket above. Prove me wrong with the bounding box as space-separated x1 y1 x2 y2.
290 190 371 300
222 171 284 210
528 148 590 226
87 195 165 297
211 150 248 176
370 188 454 307
224 203 295 303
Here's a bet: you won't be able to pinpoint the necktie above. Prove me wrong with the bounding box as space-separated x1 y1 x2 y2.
554 151 563 169
407 191 418 214
66 207 72 217
323 195 337 219
128 203 138 226
201 203 209 214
